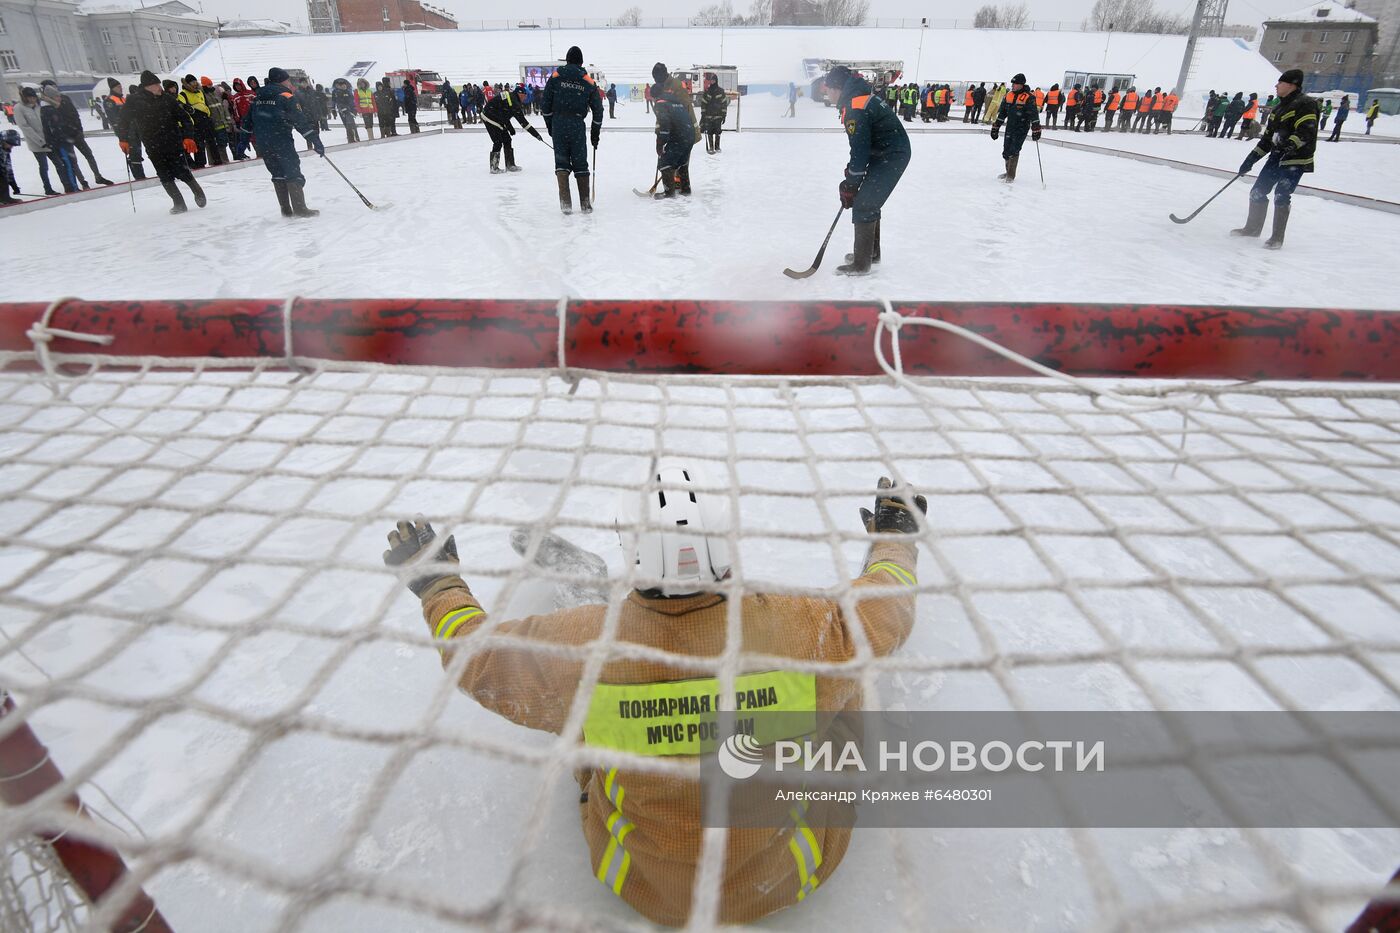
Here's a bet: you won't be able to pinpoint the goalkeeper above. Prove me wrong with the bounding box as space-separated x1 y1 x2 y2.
383 466 926 926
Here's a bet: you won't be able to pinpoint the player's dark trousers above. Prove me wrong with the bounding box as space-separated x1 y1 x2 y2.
261 143 304 186
552 118 590 175
852 148 909 225
149 148 196 185
487 124 516 167
1001 125 1030 162
1250 159 1303 208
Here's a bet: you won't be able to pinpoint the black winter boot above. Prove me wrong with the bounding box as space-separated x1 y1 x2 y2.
846 219 881 264
836 221 876 276
654 170 678 199
490 151 503 174
287 181 318 217
1263 203 1289 249
1231 199 1267 237
678 164 691 195
163 181 187 214
576 174 592 214
187 178 206 208
556 170 573 215
273 180 293 217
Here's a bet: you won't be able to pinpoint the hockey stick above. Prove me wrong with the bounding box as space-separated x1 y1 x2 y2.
1169 173 1242 224
481 111 554 150
591 144 598 208
1034 138 1046 189
122 154 137 214
634 170 661 198
783 207 845 280
320 153 377 210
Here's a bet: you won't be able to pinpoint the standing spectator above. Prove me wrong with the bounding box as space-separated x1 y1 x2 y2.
14 88 64 194
248 66 323 218
203 78 232 165
1221 92 1245 139
332 78 360 143
316 84 332 131
1202 91 1219 133
38 85 81 191
1 128 21 205
1237 93 1259 140
442 79 461 129
644 81 652 114
177 75 212 167
699 72 728 153
1319 98 1333 132
786 81 797 118
375 79 399 137
230 78 256 159
118 71 206 214
355 78 376 139
103 79 146 179
1328 95 1350 141
42 80 113 185
1104 87 1119 130
403 78 420 133
1043 84 1060 128
1364 97 1380 135
606 83 618 119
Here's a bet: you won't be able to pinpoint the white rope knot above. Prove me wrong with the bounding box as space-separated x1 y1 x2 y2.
878 308 905 332
27 297 114 378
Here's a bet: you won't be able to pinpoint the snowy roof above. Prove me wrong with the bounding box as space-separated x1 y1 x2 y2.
1264 1 1377 26
79 0 203 17
220 19 299 35
173 25 1281 101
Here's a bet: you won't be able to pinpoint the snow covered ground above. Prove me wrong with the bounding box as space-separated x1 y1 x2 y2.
4 123 1399 308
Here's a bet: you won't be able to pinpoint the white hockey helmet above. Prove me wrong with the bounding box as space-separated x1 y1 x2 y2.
616 462 732 594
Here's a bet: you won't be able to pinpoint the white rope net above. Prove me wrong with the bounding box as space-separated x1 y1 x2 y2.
1 345 1398 933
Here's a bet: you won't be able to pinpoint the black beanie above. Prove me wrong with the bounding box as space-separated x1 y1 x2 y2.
108 77 121 89
1012 73 1026 85
566 46 583 65
267 66 290 84
1279 68 1304 87
825 65 852 88
140 70 160 88
652 62 669 84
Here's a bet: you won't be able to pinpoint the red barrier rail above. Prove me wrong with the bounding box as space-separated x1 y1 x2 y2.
1 300 1397 381
0 693 173 933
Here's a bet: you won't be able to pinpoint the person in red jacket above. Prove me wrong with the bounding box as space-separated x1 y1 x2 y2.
230 78 256 160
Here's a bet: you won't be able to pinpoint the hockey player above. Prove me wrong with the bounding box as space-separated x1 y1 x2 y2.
541 46 604 214
382 467 925 927
247 67 324 218
481 83 538 174
990 73 1041 183
118 71 206 214
699 73 729 153
1233 69 1318 250
825 65 910 275
651 62 698 199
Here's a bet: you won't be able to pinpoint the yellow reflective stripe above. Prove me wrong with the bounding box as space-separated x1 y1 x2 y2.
1287 135 1303 148
1294 113 1317 126
604 767 626 809
596 811 634 895
786 806 823 902
865 561 916 586
435 606 482 640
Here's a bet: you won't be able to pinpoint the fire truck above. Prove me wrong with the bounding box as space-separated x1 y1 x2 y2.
384 69 444 107
803 59 904 107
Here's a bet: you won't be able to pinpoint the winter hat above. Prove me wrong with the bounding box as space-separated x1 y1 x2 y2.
1012 73 1026 85
2 129 20 147
140 70 159 87
652 62 669 84
824 65 852 88
566 45 583 65
267 67 290 85
233 78 246 90
184 74 198 85
1278 68 1304 87
200 76 213 87
20 86 36 100
107 77 122 90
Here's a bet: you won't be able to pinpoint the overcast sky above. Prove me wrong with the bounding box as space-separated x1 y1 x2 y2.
192 0 1313 35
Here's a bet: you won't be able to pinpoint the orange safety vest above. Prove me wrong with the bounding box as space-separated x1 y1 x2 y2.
1122 92 1138 111
1139 94 1153 112
965 89 974 107
1046 89 1061 106
1093 88 1105 105
1242 100 1258 119
1107 92 1120 111
1035 89 1045 107
1165 93 1180 112
1066 89 1078 107
1151 94 1165 111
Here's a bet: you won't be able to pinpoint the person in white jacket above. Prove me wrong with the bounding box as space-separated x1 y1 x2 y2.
13 87 63 195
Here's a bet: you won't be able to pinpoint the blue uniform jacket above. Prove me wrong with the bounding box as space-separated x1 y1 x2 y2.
541 64 604 134
248 83 317 151
837 75 910 179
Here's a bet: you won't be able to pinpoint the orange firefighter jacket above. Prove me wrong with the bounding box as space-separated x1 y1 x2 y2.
1066 88 1079 107
965 89 975 107
1035 88 1045 107
1122 91 1138 111
1093 88 1105 106
1138 94 1154 113
1242 99 1258 120
1107 92 1120 111
1151 93 1165 111
1047 88 1061 106
419 539 920 927
1165 93 1180 112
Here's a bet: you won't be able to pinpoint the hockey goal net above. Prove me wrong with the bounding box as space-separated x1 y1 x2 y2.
0 298 1397 933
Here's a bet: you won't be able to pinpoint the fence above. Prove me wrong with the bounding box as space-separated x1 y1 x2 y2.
452 18 1098 32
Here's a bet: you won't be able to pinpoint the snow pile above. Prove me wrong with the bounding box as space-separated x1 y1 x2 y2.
175 25 1281 116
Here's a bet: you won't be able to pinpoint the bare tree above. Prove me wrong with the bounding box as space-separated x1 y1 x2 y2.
974 4 1000 27
692 1 738 25
818 0 870 27
1000 2 1029 28
747 0 772 25
1083 0 1187 33
615 5 643 26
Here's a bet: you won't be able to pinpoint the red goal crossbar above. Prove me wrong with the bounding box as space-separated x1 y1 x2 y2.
0 300 1396 381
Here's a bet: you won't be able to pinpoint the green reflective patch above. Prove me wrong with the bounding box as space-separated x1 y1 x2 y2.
584 670 817 756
